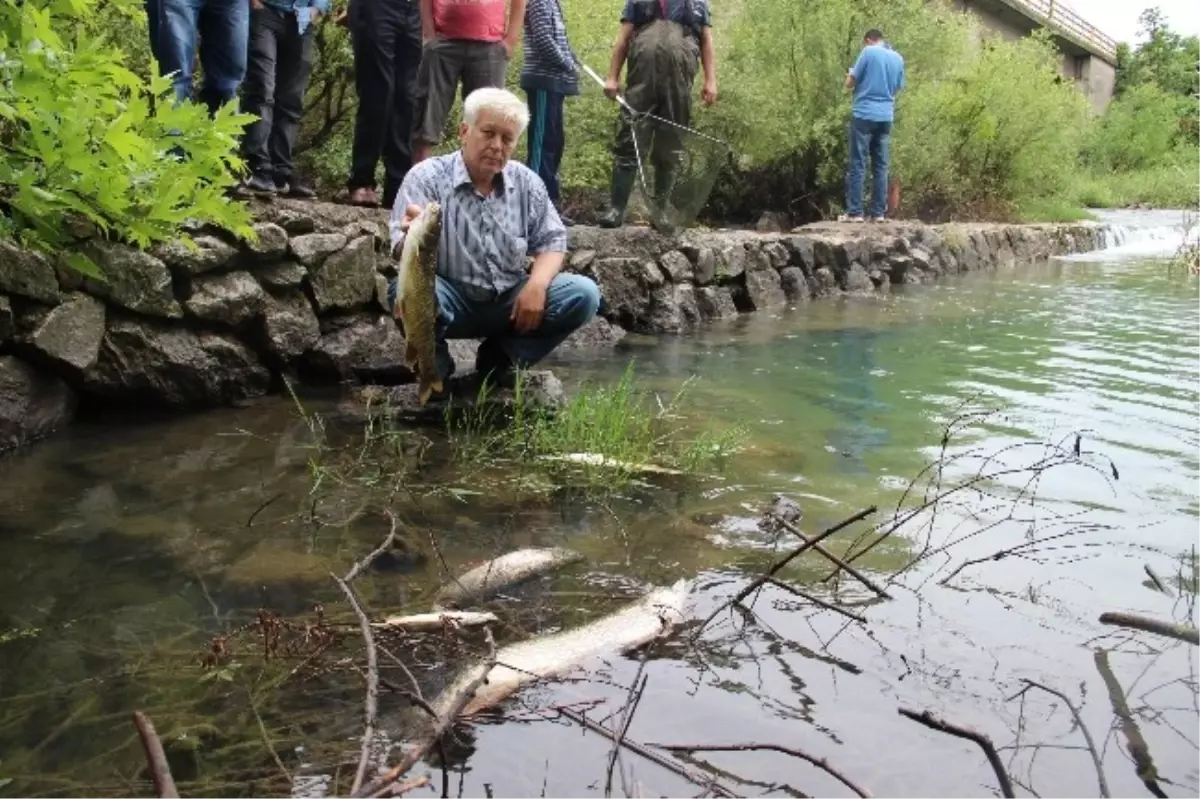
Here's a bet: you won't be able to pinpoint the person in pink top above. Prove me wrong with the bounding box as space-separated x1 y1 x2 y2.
411 0 525 168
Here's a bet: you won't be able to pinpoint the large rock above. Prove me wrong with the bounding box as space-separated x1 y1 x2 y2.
85 316 271 407
739 268 787 311
845 263 874 293
184 271 267 327
657 250 693 282
83 240 182 318
256 261 308 290
582 257 653 326
19 292 106 373
246 223 289 260
0 241 61 304
0 355 76 452
308 235 377 313
262 289 320 363
559 317 626 351
694 286 738 321
779 267 811 301
154 235 239 276
303 313 407 382
289 233 348 268
713 243 747 281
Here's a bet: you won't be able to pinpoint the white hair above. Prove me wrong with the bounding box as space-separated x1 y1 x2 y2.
463 87 530 136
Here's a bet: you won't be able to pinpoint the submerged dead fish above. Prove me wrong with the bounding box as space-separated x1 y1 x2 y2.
430 579 692 718
432 546 586 610
396 201 443 406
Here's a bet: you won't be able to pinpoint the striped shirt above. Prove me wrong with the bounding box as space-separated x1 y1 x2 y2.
389 150 568 297
520 0 579 96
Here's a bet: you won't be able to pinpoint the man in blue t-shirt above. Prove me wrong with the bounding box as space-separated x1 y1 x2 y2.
840 29 905 223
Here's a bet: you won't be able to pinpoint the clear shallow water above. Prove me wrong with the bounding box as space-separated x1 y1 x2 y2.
0 211 1197 798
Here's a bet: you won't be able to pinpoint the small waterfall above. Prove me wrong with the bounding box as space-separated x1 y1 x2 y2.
1064 208 1198 260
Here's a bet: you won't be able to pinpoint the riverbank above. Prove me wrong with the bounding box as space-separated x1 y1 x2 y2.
0 198 1111 453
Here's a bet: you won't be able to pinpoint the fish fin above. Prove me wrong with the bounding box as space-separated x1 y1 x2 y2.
403 340 419 370
430 376 444 393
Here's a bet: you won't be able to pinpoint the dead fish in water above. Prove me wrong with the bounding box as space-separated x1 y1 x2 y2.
537 452 685 476
395 200 443 406
431 578 691 718
372 610 498 633
432 547 586 609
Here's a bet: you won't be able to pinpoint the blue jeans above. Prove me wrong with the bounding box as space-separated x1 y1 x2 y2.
146 0 249 114
387 273 601 379
845 116 892 219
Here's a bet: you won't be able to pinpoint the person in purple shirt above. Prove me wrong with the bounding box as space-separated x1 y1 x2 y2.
840 29 905 223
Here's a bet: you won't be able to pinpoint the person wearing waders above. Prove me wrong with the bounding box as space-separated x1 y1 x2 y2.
598 0 718 229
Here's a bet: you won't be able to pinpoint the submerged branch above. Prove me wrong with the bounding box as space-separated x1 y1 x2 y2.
1010 680 1109 798
131 711 179 799
647 742 871 798
772 515 891 599
764 577 868 624
1094 649 1167 797
1098 611 1199 645
897 707 1013 798
343 509 401 584
356 628 498 799
333 572 380 796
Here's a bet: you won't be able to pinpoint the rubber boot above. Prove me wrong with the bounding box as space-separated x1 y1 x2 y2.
649 165 678 236
598 165 637 229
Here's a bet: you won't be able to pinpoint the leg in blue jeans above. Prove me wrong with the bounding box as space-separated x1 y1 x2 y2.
526 88 566 207
156 0 202 104
197 0 250 115
387 273 601 380
844 116 871 218
868 120 892 219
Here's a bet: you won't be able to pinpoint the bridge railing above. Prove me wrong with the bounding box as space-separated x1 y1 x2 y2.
1000 0 1119 62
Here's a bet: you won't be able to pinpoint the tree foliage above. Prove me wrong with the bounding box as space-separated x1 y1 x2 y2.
0 0 255 277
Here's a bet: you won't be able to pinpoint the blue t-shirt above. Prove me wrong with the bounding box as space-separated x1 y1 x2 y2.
620 0 711 27
850 43 905 122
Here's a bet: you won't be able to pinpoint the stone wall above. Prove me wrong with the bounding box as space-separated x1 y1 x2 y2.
0 197 1108 453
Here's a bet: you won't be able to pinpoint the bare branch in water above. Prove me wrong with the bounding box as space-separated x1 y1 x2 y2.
605 658 650 798
1008 680 1109 798
334 572 381 796
1099 611 1199 646
770 514 891 599
344 509 401 584
356 628 499 799
897 707 1014 798
1144 564 1174 596
647 742 871 798
131 711 179 799
693 506 877 638
1094 649 1168 797
763 577 867 624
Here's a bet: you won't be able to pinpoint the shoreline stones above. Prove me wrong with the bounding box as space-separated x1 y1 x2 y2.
0 196 1111 454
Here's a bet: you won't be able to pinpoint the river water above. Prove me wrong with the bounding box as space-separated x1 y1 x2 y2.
0 210 1196 798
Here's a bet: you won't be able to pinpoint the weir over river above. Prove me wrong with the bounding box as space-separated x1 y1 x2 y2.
0 209 1196 798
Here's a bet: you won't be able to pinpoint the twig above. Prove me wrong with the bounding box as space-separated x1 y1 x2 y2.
372 611 498 633
248 690 292 786
557 707 737 797
772 515 891 599
334 572 380 796
1011 680 1109 798
344 510 401 584
693 507 877 638
380 775 432 797
1099 611 1198 645
356 628 498 799
605 662 649 797
764 577 868 623
647 742 871 798
1094 649 1167 797
131 711 179 799
897 707 1013 798
1144 564 1173 596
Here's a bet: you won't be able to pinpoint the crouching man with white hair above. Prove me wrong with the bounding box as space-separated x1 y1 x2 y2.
387 87 601 399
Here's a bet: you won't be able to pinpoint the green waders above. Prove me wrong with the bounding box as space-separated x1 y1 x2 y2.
599 19 701 229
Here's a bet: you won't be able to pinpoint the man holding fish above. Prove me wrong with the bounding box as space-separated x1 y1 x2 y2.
387 87 601 403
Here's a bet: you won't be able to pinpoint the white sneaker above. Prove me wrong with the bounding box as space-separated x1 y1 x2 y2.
869 215 886 222
837 214 864 223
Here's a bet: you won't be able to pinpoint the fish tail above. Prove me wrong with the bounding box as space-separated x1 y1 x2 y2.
418 380 434 406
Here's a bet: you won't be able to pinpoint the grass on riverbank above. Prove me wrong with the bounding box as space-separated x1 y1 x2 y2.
447 362 747 495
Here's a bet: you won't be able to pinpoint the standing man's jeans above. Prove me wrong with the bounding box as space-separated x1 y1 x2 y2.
845 116 892 219
148 0 250 114
240 6 314 187
347 0 423 208
526 88 567 207
387 273 601 380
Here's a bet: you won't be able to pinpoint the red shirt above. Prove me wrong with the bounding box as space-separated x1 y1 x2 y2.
433 0 508 42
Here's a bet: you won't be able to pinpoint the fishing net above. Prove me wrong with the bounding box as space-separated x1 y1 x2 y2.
620 107 733 236
580 61 733 236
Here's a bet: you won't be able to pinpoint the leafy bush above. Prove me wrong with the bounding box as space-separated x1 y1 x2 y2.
891 31 1090 220
0 0 255 275
1082 83 1189 172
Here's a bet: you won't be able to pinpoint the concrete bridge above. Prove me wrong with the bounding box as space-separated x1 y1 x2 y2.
956 0 1118 113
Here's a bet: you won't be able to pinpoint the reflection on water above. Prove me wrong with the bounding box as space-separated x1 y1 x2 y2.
1 216 1197 798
